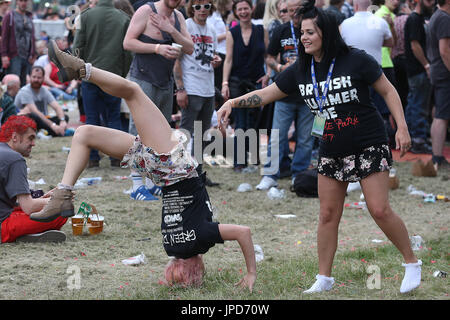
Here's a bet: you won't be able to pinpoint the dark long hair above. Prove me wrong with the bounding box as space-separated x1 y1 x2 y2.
296 0 349 70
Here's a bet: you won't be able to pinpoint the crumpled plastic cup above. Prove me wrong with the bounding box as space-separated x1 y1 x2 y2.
254 244 264 262
122 253 147 266
410 235 425 251
433 270 447 278
347 182 361 192
237 183 252 192
267 187 285 199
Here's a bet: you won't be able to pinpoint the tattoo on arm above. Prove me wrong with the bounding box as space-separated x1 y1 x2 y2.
234 94 262 108
173 69 183 88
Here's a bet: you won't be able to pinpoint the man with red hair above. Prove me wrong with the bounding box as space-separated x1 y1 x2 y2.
0 115 67 243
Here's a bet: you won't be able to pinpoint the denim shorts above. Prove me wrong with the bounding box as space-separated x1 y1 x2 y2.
318 144 393 182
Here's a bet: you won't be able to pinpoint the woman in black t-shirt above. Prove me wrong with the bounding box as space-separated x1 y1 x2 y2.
217 0 421 294
33 40 257 292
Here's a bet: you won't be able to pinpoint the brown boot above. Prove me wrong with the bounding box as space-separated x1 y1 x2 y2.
47 40 86 82
30 188 75 222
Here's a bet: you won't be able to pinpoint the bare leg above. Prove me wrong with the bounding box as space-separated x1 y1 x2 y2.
360 171 417 263
88 67 178 154
316 174 347 276
431 118 448 168
61 125 135 186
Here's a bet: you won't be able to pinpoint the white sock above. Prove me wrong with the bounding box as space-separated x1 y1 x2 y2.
304 274 335 293
83 63 92 81
400 260 422 293
57 183 73 190
131 173 144 192
145 178 155 190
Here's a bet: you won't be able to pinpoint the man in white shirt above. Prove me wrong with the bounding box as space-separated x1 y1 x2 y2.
340 0 393 65
173 0 221 185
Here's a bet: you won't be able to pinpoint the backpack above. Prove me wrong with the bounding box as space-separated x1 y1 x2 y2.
290 169 318 198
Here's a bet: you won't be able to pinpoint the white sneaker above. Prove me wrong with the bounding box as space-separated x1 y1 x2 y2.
304 274 335 293
400 260 422 293
256 176 278 190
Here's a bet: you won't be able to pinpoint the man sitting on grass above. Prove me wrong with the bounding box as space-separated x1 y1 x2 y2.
0 115 67 243
14 66 69 137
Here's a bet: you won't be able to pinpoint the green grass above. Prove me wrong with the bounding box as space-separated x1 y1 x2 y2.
1 130 449 300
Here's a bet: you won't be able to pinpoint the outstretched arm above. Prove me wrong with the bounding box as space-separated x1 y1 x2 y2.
218 224 256 293
217 82 287 130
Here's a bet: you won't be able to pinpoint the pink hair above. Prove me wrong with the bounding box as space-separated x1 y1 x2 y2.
164 255 205 287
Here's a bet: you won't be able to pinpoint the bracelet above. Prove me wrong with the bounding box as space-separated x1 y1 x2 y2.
175 87 185 93
52 122 57 127
60 117 66 122
155 44 160 54
424 63 430 69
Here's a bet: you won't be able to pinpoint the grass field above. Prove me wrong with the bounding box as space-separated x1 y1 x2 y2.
1 125 448 301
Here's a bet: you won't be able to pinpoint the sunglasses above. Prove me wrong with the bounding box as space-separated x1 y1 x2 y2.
279 9 288 14
192 3 211 10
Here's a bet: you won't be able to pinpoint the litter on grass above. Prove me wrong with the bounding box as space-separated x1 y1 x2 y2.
274 214 297 219
254 245 264 262
122 253 147 266
267 187 285 199
237 183 252 192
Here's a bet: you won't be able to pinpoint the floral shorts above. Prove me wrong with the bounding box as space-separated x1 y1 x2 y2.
318 144 392 182
120 130 198 186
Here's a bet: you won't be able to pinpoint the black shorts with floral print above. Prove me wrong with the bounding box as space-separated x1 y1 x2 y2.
318 144 392 182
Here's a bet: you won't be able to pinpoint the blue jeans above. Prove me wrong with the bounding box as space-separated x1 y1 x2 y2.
81 81 121 161
232 107 261 167
405 72 431 140
7 56 31 87
49 87 77 101
231 82 262 167
262 100 314 179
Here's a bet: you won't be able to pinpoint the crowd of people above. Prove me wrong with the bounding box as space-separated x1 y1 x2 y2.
0 0 449 294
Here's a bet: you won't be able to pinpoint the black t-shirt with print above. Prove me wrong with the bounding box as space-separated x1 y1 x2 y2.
268 21 303 104
404 12 427 77
161 174 223 259
275 48 387 157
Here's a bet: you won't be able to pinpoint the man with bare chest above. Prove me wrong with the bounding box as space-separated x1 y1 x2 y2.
124 0 193 123
123 0 194 201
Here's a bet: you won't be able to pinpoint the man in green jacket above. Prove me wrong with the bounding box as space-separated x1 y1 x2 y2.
73 0 132 168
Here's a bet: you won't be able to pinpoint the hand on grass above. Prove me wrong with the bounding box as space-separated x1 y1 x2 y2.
235 272 256 293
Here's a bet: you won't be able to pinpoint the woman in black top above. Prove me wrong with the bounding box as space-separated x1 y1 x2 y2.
221 0 270 171
217 0 421 294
